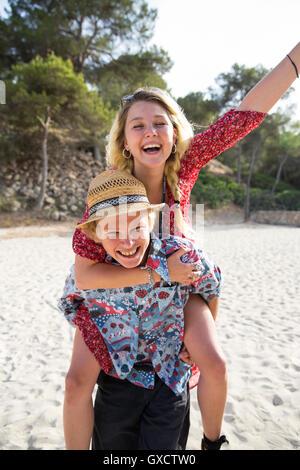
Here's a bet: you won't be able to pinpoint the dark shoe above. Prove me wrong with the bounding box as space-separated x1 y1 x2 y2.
201 434 229 450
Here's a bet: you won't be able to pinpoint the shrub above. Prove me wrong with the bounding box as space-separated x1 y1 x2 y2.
249 189 277 211
225 180 245 207
244 172 293 192
191 172 300 211
248 188 300 211
0 194 22 212
274 190 300 210
191 173 246 208
191 173 234 208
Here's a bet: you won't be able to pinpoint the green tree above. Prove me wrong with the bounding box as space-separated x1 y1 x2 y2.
270 126 300 195
210 63 269 110
210 63 269 185
2 53 113 208
0 0 171 87
240 112 292 219
96 47 171 108
0 0 172 160
251 111 300 189
209 63 300 217
177 91 220 128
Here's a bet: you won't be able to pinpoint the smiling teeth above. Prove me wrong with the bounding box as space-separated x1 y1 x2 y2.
119 248 138 256
143 144 160 150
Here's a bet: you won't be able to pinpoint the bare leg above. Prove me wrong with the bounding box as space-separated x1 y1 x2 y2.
183 294 227 442
63 327 101 449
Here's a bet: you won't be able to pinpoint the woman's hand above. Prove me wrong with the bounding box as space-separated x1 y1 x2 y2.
179 343 194 366
167 247 202 284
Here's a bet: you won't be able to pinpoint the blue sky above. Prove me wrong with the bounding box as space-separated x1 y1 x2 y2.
1 0 300 120
147 0 300 121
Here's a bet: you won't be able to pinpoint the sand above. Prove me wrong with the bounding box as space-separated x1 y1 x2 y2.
0 222 299 450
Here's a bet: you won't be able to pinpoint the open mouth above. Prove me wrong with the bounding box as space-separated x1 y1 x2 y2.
142 144 161 154
117 246 141 259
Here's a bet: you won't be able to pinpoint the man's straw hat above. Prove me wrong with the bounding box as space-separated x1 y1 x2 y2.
77 170 165 229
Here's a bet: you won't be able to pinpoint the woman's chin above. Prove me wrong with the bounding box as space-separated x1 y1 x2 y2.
137 151 168 169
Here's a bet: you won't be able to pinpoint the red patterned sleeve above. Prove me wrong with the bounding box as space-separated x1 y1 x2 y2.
72 203 106 262
179 109 267 188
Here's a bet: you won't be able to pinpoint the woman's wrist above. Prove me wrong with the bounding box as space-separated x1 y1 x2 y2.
152 269 161 283
139 266 160 283
287 42 300 78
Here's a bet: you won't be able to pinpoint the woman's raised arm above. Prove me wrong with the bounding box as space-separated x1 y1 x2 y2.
237 42 300 113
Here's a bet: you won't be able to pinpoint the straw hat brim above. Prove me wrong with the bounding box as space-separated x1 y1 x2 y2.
77 202 165 229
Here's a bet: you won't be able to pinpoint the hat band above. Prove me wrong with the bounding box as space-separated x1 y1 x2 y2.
89 194 149 217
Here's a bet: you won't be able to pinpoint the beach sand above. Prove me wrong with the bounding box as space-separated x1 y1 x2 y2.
0 222 299 450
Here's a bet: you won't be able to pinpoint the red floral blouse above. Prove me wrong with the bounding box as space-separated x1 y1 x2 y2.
73 108 266 260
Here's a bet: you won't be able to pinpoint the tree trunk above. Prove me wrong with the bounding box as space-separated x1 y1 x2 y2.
236 141 242 184
244 140 260 222
35 110 50 209
93 146 102 162
271 153 289 196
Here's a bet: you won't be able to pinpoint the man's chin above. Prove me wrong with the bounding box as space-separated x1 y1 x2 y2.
119 259 140 269
115 249 146 269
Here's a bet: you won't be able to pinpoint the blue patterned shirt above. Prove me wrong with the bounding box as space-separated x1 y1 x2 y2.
59 235 222 395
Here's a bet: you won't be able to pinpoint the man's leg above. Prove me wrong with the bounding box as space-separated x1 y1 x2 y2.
92 372 145 450
138 377 190 450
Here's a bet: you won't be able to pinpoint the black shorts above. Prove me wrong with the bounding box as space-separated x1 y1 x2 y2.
92 371 190 450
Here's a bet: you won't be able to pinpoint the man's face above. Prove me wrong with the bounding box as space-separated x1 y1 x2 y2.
96 211 151 268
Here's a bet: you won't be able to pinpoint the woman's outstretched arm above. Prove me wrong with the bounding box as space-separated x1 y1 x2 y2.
237 42 300 113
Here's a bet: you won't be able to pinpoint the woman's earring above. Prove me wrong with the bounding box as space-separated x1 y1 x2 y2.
171 143 177 155
122 148 132 160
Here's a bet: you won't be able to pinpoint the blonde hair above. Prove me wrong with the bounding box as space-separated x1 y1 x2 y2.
106 87 194 236
81 220 98 243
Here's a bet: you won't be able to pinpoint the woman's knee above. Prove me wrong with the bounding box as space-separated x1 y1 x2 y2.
64 368 92 404
201 351 227 383
211 352 227 379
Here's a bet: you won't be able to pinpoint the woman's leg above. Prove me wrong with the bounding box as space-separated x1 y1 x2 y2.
183 294 227 442
64 327 101 449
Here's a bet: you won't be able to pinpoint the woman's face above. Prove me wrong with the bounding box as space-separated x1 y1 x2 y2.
96 211 151 269
123 100 177 172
